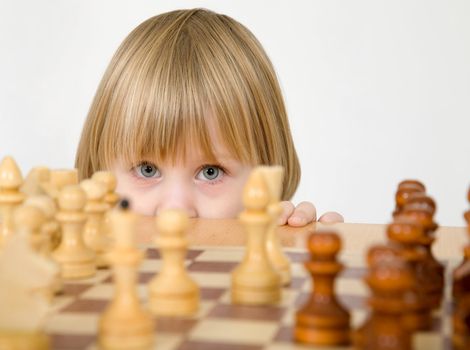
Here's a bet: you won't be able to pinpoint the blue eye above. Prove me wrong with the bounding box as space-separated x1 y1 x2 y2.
136 162 160 178
197 165 223 181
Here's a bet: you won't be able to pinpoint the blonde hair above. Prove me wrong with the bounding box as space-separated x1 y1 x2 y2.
75 8 300 200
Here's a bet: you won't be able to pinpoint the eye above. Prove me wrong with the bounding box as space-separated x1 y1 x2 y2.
135 162 161 178
197 165 224 181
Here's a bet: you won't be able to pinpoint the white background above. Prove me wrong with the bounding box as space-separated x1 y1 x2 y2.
0 0 469 226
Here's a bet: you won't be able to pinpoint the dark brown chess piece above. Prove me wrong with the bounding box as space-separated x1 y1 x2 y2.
387 217 433 330
452 187 470 349
399 203 444 309
353 245 414 350
393 182 425 216
294 231 350 346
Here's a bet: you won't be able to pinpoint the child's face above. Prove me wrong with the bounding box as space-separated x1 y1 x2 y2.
112 131 253 218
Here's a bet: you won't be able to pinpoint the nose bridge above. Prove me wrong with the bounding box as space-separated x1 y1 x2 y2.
156 176 197 217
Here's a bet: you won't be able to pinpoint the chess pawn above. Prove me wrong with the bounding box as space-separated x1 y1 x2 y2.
148 209 199 315
92 171 120 246
231 168 281 305
452 205 470 303
259 166 291 285
353 247 414 350
294 231 350 346
400 203 444 308
81 179 110 268
52 185 96 279
386 219 433 331
99 200 155 350
393 182 424 216
0 156 25 249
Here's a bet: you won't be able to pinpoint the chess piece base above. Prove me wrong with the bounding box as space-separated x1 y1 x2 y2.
231 285 281 305
294 326 350 346
0 330 49 350
148 293 199 316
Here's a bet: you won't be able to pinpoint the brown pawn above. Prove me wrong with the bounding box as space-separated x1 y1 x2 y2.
400 203 444 309
452 187 470 349
353 245 414 350
386 218 433 330
452 188 470 303
81 179 110 268
0 156 25 249
294 231 350 346
393 182 425 217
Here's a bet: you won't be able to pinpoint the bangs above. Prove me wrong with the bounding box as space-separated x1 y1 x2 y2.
98 10 261 169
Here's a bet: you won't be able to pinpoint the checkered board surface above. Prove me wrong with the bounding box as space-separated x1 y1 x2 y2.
45 246 456 350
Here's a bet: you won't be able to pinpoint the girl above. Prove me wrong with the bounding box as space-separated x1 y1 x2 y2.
75 8 343 226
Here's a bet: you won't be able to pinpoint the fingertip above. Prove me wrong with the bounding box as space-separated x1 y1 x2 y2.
318 211 344 223
287 214 308 227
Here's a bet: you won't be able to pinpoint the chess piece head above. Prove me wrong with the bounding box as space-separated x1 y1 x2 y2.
119 198 130 210
58 185 86 211
242 168 270 212
394 185 424 215
307 231 341 259
156 209 189 235
257 166 284 204
80 179 106 201
367 245 402 267
398 179 426 192
0 156 23 189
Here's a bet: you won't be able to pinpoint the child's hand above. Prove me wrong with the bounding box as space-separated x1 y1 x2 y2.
278 201 344 227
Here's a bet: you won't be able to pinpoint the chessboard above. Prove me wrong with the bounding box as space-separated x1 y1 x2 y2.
45 245 458 350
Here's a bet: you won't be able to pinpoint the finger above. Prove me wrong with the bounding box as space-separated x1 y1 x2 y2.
318 211 344 223
278 201 295 225
287 201 317 227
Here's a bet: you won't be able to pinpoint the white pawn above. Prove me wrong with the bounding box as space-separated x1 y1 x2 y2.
148 209 199 316
231 167 282 305
259 166 291 285
0 156 25 249
52 185 96 279
99 199 154 349
81 179 110 268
